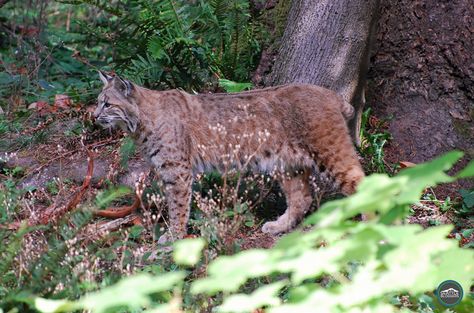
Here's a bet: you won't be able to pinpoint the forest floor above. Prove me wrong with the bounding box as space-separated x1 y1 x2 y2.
1 101 473 251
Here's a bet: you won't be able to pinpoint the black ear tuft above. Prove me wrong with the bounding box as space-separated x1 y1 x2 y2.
99 70 113 85
112 76 134 97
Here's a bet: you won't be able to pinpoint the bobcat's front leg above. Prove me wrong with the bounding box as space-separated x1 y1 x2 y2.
153 157 193 244
158 161 192 244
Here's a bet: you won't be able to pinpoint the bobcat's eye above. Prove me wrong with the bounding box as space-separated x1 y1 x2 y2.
103 102 111 108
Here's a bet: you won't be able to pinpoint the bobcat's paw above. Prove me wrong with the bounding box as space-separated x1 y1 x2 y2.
261 221 289 235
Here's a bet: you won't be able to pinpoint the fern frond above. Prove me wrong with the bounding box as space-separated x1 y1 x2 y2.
56 0 122 16
210 0 229 25
0 225 31 278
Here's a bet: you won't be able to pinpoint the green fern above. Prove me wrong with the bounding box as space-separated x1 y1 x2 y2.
0 226 31 284
0 209 123 309
67 0 261 88
124 54 164 87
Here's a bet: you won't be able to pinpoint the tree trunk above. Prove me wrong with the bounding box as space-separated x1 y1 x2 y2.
367 0 473 188
268 0 380 144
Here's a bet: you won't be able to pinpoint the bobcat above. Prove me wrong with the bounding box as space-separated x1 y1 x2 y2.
94 71 364 243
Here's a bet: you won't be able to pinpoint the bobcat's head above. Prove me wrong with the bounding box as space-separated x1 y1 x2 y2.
95 71 139 133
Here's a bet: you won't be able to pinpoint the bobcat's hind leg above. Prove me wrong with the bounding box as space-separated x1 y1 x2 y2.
262 169 312 235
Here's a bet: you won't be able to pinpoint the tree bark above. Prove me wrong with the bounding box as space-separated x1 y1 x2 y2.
367 0 473 186
268 0 380 144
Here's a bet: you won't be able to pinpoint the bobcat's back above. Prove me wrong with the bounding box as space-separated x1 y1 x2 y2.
169 84 363 194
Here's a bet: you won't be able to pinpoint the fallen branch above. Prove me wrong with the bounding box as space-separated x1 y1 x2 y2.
86 214 140 237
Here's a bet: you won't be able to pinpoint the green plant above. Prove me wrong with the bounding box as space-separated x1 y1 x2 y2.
119 136 136 170
59 0 261 90
63 122 84 137
0 179 30 223
0 211 97 311
0 1 114 115
2 166 24 178
458 188 474 216
29 151 474 313
359 108 392 173
0 180 154 312
46 179 60 196
218 79 252 93
184 169 267 254
95 186 133 209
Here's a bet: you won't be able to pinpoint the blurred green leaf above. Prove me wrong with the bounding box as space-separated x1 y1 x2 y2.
457 160 474 178
129 225 145 239
38 80 55 90
459 189 474 208
35 272 185 313
34 298 78 313
148 38 170 62
173 237 206 266
0 72 20 85
95 186 132 209
79 272 185 313
396 151 463 203
219 281 285 313
191 249 277 294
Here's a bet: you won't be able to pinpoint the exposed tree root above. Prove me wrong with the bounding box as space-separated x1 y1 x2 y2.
95 195 141 218
95 172 147 219
2 143 95 230
39 148 94 224
2 146 148 232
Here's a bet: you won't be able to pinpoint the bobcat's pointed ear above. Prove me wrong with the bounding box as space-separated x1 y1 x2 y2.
112 76 134 98
99 70 113 86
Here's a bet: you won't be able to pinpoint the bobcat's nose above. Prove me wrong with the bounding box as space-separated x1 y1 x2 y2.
93 107 101 119
93 110 105 126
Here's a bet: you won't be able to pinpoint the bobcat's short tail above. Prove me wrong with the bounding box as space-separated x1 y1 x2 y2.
341 100 354 120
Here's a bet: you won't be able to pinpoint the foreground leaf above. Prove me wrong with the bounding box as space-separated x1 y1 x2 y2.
218 281 286 313
35 272 185 313
173 237 206 266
